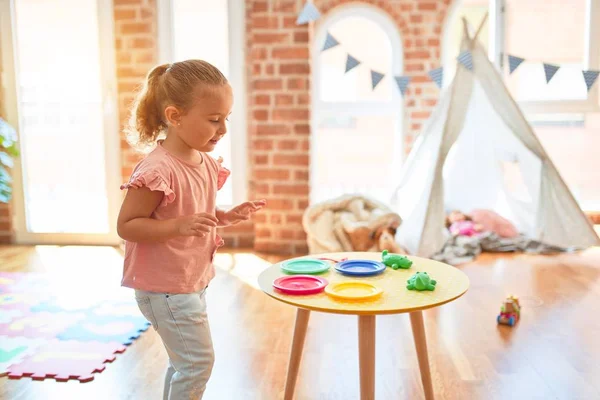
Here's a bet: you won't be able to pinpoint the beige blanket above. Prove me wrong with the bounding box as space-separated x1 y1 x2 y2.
302 194 404 254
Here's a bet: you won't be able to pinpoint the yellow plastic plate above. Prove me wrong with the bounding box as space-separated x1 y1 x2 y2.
324 281 383 301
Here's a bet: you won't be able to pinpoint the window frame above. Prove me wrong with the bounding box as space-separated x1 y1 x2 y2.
310 4 406 204
156 0 247 209
444 0 600 114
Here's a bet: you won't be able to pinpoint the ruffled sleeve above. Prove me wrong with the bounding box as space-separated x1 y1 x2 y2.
120 167 176 207
215 156 231 190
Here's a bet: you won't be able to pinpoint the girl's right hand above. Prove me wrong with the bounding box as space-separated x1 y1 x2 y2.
175 213 219 237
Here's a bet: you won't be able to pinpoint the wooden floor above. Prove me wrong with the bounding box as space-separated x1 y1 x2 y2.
1 245 600 400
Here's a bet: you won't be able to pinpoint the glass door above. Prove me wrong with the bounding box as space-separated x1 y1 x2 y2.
0 0 121 244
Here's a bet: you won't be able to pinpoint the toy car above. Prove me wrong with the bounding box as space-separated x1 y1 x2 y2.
497 295 520 326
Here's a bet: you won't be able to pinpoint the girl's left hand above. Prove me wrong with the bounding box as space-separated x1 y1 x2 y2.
220 199 266 225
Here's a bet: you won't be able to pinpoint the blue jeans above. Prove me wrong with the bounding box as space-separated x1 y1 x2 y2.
135 288 214 400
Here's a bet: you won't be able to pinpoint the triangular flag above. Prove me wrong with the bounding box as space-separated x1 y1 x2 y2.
322 32 339 51
428 67 443 88
457 50 473 71
371 70 385 89
394 76 411 96
508 55 525 74
582 70 600 92
345 54 361 73
543 63 560 83
296 2 320 25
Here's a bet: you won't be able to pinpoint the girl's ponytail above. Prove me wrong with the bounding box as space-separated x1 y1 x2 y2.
125 63 170 152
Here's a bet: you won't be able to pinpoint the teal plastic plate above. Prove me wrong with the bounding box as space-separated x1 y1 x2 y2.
281 258 331 275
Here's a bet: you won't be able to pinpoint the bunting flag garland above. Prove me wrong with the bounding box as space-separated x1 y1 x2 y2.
543 63 560 83
394 76 411 96
582 70 600 92
508 55 525 74
345 54 361 73
296 2 320 25
428 67 444 88
322 32 339 51
457 50 473 71
370 70 385 89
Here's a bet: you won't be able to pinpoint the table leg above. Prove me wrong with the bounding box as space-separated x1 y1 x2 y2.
358 315 376 400
284 308 310 400
409 311 435 400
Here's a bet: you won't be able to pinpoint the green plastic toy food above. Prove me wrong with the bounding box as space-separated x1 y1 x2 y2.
381 250 413 270
406 272 437 291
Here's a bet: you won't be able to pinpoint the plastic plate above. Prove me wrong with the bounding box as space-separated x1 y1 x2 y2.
334 259 386 277
273 275 328 295
324 281 383 301
281 258 331 275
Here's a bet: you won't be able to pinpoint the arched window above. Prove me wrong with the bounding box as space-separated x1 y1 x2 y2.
311 5 404 204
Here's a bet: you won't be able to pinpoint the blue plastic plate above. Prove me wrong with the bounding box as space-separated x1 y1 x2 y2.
334 259 386 277
281 258 331 275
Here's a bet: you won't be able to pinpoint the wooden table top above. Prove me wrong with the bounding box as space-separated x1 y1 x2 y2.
257 252 470 315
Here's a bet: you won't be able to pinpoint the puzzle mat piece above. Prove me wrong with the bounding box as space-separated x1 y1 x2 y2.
7 339 126 383
0 292 54 311
0 272 53 294
0 311 86 339
0 336 46 377
0 309 26 324
57 314 150 345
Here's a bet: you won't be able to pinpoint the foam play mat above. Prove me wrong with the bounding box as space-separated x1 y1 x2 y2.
0 272 150 382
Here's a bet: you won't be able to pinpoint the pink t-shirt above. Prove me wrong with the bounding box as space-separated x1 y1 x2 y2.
120 141 230 294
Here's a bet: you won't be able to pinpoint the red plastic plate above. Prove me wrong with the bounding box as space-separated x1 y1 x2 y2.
272 275 328 295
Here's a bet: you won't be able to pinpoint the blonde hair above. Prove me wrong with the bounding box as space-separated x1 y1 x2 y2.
126 59 228 151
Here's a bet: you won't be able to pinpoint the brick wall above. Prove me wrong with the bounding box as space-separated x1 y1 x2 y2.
246 0 451 254
0 203 10 243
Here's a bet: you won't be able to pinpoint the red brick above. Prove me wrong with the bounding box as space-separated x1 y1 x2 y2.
273 0 296 12
254 94 271 105
253 214 267 224
253 16 279 29
280 229 296 240
273 154 309 166
253 33 290 44
405 63 424 72
253 110 269 120
286 214 303 224
294 31 309 43
294 124 310 135
120 22 151 34
422 99 437 107
252 1 269 12
254 183 270 195
272 47 309 60
253 63 262 74
267 199 295 210
277 140 298 150
256 124 291 136
254 154 269 164
114 0 140 5
265 65 275 75
134 51 154 64
411 123 421 131
118 81 140 93
282 16 299 28
256 228 272 238
295 170 309 181
254 241 292 254
279 63 310 75
255 169 290 180
140 6 153 19
131 37 154 49
417 2 437 11
273 184 309 195
253 79 283 90
428 38 440 46
287 78 308 90
252 139 274 150
117 52 132 64
410 15 423 23
297 93 310 105
405 50 430 60
411 111 431 119
297 199 309 210
251 48 268 60
276 94 294 106
273 109 309 121
114 8 137 20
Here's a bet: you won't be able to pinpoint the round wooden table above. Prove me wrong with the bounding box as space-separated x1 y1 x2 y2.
257 252 470 400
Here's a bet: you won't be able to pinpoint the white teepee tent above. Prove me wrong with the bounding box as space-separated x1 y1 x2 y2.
391 16 600 257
